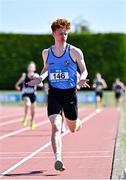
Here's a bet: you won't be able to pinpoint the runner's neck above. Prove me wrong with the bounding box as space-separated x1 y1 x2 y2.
54 42 67 51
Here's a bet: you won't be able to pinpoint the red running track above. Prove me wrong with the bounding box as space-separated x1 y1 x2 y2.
0 106 120 179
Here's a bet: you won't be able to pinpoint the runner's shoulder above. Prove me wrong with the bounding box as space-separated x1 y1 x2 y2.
42 48 49 56
42 48 50 61
21 72 26 79
101 78 106 83
33 73 39 78
69 44 83 57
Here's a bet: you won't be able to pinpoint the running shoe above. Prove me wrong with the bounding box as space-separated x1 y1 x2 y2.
96 108 101 113
22 117 27 127
30 121 36 130
55 160 65 171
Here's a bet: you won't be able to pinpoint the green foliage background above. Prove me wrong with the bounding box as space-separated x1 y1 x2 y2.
0 33 126 89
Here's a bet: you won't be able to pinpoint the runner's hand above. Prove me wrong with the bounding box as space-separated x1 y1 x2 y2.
26 77 42 86
77 79 90 88
15 85 21 91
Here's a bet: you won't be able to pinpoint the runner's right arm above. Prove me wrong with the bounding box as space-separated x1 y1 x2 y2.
15 73 26 91
39 49 48 81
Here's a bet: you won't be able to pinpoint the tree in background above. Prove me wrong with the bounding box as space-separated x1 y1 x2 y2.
72 16 91 34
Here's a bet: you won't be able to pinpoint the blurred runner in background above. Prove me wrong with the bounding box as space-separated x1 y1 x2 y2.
15 61 43 129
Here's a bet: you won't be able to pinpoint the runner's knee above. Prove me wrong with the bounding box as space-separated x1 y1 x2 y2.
67 118 81 133
49 114 62 132
23 97 31 106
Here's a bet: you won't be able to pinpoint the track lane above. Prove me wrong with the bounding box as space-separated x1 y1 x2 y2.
0 107 94 176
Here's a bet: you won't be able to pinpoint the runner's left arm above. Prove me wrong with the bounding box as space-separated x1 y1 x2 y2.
72 48 90 88
27 49 48 86
102 79 107 89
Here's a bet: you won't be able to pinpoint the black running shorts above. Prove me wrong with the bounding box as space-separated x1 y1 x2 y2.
96 91 103 99
22 93 36 103
115 92 121 99
48 87 78 120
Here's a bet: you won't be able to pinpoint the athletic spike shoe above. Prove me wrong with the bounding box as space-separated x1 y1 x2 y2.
96 108 101 113
22 117 27 127
30 121 36 130
55 160 65 171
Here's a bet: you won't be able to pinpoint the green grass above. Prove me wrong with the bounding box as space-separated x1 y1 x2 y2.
0 90 115 107
0 101 46 107
120 102 126 167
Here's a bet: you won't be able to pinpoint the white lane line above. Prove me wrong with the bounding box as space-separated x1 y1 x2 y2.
0 150 111 154
0 107 86 127
0 107 46 119
0 118 22 126
0 155 112 159
0 112 46 127
0 112 23 120
0 110 100 178
0 120 49 140
0 107 88 139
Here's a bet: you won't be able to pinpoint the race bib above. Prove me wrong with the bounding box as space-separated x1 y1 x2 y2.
50 71 69 81
23 87 35 94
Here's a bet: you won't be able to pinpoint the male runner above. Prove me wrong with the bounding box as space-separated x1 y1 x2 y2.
27 19 89 170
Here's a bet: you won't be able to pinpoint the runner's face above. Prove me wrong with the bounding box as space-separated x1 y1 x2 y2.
96 73 101 79
27 64 36 73
53 28 69 43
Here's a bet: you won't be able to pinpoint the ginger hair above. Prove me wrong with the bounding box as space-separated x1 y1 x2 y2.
51 19 71 32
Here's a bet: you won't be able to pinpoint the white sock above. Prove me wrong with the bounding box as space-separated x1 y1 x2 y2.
61 123 66 133
76 118 82 131
55 152 62 161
